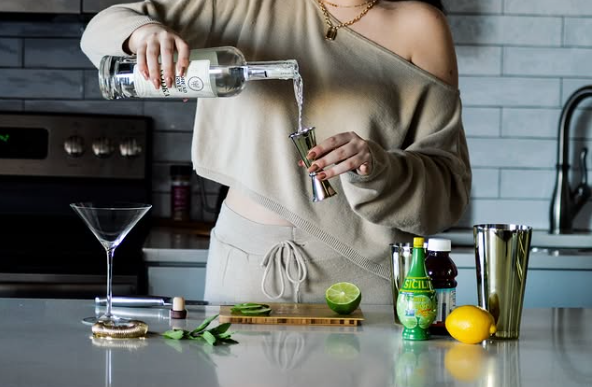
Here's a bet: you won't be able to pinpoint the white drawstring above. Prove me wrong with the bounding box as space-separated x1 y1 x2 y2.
261 240 308 303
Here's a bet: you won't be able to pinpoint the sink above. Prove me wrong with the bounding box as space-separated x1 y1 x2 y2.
437 229 592 250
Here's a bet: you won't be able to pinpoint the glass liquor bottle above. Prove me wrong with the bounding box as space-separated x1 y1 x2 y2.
396 237 437 341
99 46 299 99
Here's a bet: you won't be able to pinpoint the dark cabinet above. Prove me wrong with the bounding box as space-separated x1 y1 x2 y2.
0 0 137 14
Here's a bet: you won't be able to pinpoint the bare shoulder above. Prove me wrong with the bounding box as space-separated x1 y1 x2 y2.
380 1 458 88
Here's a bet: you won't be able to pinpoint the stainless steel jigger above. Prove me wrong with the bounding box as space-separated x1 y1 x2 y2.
289 127 337 202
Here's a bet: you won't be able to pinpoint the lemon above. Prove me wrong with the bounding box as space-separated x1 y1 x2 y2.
445 305 497 344
325 282 362 315
444 343 487 381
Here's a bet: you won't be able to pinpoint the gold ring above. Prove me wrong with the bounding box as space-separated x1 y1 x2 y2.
91 320 148 339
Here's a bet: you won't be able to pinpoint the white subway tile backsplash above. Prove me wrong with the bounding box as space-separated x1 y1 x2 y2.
462 107 501 137
460 76 560 107
564 18 592 47
505 0 592 16
444 0 502 14
467 138 556 168
456 46 501 75
504 47 592 77
500 169 555 199
470 168 500 198
561 79 592 105
458 198 550 229
449 16 561 46
501 108 560 138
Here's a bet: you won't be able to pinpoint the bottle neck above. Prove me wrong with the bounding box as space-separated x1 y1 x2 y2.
408 246 428 277
245 60 299 81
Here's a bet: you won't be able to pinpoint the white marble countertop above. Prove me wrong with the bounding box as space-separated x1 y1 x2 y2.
2 298 591 387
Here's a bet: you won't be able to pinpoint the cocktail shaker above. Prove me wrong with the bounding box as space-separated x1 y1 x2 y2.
473 224 532 339
389 242 412 325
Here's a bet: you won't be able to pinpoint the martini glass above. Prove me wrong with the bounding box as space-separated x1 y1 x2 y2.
70 202 152 325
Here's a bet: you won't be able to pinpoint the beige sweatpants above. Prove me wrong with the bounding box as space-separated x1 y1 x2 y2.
204 202 391 305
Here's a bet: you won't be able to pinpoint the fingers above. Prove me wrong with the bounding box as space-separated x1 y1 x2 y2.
159 39 176 89
128 24 189 90
305 132 373 180
175 39 190 77
145 39 162 89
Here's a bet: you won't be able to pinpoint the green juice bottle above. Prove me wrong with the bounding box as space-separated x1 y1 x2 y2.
396 237 437 340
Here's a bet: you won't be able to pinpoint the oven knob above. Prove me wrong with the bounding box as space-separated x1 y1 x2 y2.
92 137 115 158
119 137 142 158
64 135 85 157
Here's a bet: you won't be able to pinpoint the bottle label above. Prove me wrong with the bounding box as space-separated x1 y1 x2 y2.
133 60 215 98
433 288 456 325
396 292 437 330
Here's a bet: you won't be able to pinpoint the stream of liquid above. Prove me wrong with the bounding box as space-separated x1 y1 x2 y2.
293 73 306 133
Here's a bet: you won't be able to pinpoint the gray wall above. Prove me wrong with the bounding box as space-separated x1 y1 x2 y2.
1 0 591 230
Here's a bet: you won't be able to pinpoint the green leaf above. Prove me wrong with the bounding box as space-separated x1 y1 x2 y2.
201 331 217 346
187 334 203 341
208 322 232 336
161 315 238 346
216 331 235 340
192 314 219 334
163 329 186 340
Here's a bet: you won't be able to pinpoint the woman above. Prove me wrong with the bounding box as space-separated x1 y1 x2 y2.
81 0 471 305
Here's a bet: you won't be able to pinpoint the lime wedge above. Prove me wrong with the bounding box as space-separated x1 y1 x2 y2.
231 303 272 316
325 282 362 315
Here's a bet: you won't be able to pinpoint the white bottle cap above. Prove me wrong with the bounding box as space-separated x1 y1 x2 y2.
427 238 451 252
172 296 186 311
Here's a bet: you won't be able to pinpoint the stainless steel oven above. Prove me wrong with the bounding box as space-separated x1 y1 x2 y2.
0 112 152 298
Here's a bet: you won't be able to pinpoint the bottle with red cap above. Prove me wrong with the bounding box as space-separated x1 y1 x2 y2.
425 238 458 335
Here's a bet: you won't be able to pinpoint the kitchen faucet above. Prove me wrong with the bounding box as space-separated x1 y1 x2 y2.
549 85 592 234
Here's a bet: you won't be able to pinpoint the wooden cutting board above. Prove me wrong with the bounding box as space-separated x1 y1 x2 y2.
218 303 364 326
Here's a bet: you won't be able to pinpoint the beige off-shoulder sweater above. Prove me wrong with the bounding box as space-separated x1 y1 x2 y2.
81 0 471 281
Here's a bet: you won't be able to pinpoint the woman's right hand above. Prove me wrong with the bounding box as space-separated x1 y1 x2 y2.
125 24 190 90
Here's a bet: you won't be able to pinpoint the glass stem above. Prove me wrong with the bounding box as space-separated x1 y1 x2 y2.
105 248 115 318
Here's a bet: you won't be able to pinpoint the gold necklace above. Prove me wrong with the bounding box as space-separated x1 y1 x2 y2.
318 0 379 41
322 0 373 8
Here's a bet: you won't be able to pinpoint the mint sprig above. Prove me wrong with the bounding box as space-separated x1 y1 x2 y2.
163 314 238 345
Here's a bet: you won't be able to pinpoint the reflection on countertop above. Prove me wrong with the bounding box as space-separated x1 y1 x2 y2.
2 299 592 387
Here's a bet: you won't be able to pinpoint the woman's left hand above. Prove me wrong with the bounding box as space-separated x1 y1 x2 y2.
299 132 373 181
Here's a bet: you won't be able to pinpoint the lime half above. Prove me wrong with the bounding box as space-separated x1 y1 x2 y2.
325 282 362 315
